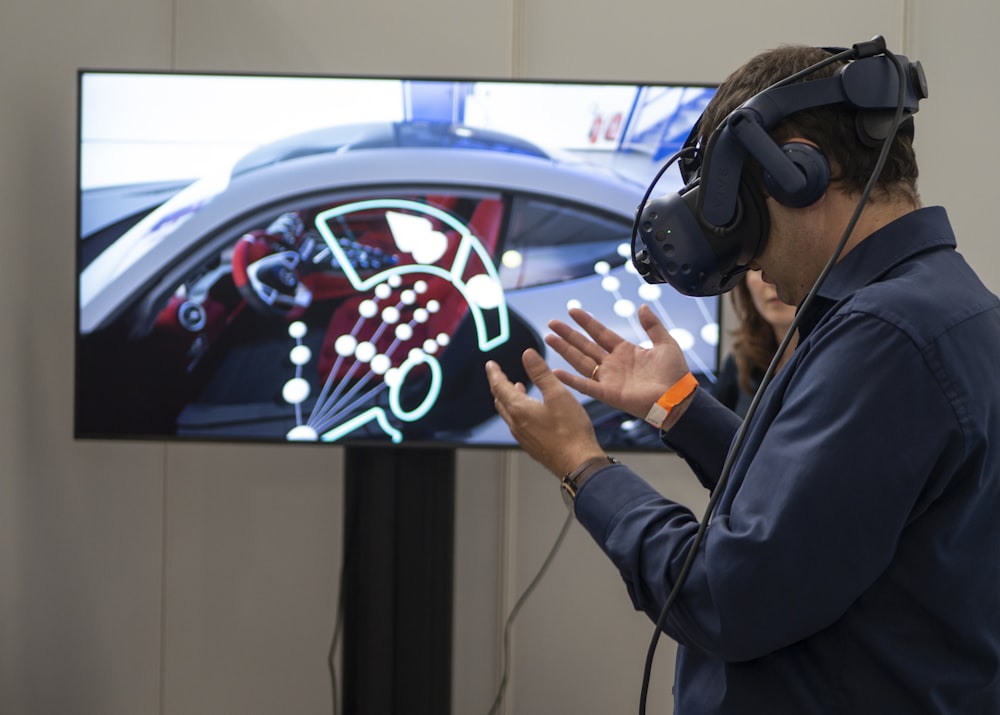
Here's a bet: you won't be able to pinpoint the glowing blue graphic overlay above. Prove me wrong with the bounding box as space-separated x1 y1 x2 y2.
387 352 443 422
281 198 510 443
314 198 510 351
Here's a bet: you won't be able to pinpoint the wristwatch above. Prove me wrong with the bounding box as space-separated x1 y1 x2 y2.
560 455 620 510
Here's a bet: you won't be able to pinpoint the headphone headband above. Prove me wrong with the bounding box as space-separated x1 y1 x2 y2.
701 54 926 227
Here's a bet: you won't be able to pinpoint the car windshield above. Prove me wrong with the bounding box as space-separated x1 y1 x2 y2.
231 121 550 178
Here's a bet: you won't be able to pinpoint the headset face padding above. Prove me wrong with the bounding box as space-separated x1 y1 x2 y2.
763 142 831 208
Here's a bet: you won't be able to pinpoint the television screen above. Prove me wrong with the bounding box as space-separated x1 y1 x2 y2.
76 70 718 450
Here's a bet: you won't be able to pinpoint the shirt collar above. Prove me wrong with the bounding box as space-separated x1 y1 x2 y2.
796 206 955 338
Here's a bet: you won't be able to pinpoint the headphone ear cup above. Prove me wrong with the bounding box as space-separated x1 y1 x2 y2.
763 142 831 208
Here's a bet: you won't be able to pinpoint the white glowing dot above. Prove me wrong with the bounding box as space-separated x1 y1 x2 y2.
356 341 377 362
413 308 429 323
386 211 448 263
395 324 414 341
594 260 611 275
566 299 583 311
426 300 440 314
436 333 450 347
624 260 639 275
288 321 307 339
423 339 439 354
701 322 720 346
282 377 310 405
359 299 378 318
370 354 392 375
400 290 417 305
382 306 400 324
617 242 631 258
601 275 621 292
384 367 402 387
408 348 426 362
502 250 523 268
287 425 318 441
614 299 636 317
289 345 312 366
669 328 696 351
466 274 503 309
638 284 662 301
335 334 358 357
414 280 428 294
388 274 402 288
375 284 392 300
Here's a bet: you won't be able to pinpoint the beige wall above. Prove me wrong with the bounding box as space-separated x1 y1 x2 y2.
1 1 998 713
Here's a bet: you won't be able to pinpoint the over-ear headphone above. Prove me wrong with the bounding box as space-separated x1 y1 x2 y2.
631 36 929 296
763 141 830 208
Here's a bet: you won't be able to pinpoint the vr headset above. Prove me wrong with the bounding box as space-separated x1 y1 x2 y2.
631 36 929 296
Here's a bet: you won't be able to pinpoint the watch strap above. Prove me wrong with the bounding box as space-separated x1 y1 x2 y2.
560 455 619 507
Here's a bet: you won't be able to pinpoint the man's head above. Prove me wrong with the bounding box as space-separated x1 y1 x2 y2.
632 40 927 301
714 45 924 305
699 44 920 205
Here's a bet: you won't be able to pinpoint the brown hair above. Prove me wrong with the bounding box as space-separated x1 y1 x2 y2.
700 45 919 204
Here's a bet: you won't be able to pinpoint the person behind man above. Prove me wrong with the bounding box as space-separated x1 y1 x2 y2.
486 41 1000 713
711 270 797 416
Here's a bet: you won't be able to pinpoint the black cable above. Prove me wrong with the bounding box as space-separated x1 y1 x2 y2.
328 470 361 715
328 552 346 715
636 45 909 714
629 146 698 277
486 507 575 715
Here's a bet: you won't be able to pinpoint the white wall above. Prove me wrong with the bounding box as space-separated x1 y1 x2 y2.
2 1 998 714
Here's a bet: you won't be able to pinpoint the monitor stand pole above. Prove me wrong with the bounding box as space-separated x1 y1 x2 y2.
340 445 456 715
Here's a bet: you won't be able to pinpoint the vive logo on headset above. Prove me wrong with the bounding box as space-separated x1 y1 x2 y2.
632 36 928 297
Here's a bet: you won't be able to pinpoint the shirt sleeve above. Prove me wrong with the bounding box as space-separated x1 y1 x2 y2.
662 387 744 490
708 353 741 411
574 309 960 662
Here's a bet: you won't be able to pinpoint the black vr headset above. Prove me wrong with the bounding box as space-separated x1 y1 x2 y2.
631 36 929 296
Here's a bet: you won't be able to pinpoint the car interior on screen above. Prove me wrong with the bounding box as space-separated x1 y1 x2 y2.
76 76 719 449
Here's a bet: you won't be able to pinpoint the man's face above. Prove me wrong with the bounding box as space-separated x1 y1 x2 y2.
745 269 796 334
752 196 829 308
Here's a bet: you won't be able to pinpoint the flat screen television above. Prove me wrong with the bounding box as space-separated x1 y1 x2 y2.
75 70 718 450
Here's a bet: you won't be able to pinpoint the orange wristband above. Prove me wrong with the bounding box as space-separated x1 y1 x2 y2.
644 372 699 428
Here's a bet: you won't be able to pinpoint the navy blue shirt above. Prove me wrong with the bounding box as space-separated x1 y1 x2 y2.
575 207 1000 713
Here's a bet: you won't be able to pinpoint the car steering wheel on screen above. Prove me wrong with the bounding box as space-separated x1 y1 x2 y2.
230 213 316 317
231 211 402 318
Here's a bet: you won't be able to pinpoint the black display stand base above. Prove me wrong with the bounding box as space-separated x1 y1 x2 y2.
341 445 456 715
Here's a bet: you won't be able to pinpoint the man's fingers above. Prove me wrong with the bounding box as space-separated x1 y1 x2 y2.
548 319 604 367
543 331 594 381
520 348 563 397
567 307 627 352
486 360 519 406
551 366 600 400
546 309 627 381
637 303 673 345
487 354 552 410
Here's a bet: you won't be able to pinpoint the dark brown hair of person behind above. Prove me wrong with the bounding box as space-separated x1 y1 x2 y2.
699 44 920 204
729 277 779 396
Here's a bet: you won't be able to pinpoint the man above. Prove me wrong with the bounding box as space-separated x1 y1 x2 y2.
486 42 1000 713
